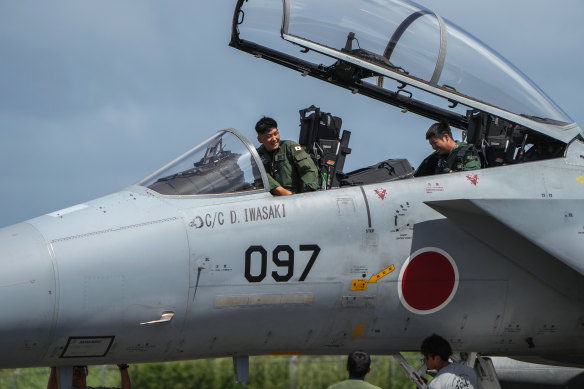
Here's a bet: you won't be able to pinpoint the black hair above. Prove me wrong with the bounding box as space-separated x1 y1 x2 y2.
255 116 278 135
347 350 371 378
420 334 452 361
425 121 452 140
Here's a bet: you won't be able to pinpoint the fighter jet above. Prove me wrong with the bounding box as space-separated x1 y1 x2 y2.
2 0 584 388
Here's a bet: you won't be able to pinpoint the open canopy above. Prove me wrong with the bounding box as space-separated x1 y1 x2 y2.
285 0 573 125
233 0 574 129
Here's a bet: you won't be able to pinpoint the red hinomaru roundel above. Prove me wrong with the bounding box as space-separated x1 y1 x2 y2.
397 247 459 315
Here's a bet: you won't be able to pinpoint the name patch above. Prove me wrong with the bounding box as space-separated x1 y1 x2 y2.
189 204 287 230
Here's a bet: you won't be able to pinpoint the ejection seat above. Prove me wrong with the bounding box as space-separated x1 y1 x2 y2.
298 105 415 189
298 105 351 189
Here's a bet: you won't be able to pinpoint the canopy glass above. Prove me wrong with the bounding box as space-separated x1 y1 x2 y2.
270 0 571 124
137 130 265 196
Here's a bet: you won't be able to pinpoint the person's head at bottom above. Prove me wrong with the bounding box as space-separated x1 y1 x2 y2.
347 350 372 379
421 333 452 370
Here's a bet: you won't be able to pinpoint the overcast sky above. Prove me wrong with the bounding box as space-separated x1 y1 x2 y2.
0 0 583 227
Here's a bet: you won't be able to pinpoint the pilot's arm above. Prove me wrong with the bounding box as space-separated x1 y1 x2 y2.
266 173 293 196
291 145 319 192
117 364 132 389
271 186 293 196
47 367 57 389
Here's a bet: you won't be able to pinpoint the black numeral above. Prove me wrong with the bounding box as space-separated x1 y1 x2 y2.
244 245 267 282
299 244 320 281
272 245 294 282
244 244 320 282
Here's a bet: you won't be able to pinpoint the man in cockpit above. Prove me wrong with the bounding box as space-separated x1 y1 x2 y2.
414 121 481 177
255 116 319 196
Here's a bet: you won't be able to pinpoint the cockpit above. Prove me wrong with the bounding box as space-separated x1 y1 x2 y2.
137 130 265 196
137 0 582 197
230 0 580 180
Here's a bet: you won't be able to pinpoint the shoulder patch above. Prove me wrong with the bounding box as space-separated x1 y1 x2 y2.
294 146 302 151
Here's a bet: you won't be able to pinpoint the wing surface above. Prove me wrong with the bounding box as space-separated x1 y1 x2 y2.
425 199 584 300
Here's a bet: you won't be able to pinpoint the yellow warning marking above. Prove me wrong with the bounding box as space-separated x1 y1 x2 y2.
353 324 367 338
351 265 395 290
368 265 395 283
351 279 368 291
578 175 584 184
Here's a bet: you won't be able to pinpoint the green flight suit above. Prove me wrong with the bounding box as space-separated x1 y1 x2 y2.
415 141 481 177
257 140 320 194
327 379 382 389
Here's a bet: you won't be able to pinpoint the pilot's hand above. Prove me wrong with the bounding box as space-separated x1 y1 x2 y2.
271 186 293 196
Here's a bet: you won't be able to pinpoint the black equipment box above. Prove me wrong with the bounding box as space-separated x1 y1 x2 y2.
339 159 414 186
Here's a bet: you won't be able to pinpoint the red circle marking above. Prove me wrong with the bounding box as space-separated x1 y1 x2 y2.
401 249 456 312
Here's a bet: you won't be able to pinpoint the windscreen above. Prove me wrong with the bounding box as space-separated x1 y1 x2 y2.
137 130 264 196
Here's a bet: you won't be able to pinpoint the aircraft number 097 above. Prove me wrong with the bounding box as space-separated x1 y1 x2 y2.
244 244 320 282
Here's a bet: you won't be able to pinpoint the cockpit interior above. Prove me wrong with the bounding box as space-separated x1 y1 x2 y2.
138 0 580 197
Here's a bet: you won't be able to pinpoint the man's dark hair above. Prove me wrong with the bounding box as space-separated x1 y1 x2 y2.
421 334 452 361
425 121 452 140
347 350 371 378
255 117 278 135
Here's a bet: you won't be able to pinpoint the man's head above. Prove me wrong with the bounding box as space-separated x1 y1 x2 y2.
421 334 452 370
346 350 372 379
426 122 456 156
255 116 280 152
